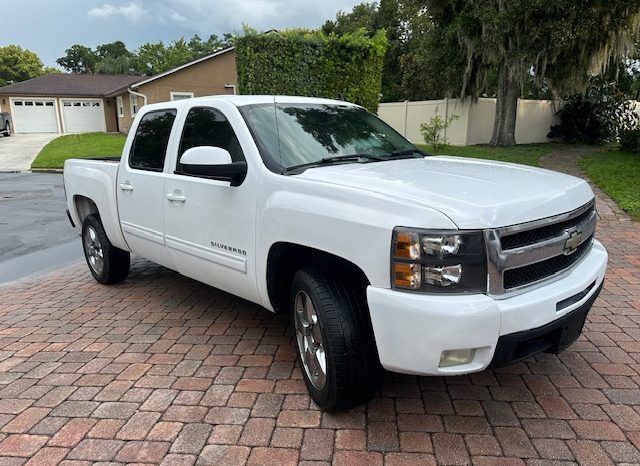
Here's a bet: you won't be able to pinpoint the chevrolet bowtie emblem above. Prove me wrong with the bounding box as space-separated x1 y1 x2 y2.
563 229 582 255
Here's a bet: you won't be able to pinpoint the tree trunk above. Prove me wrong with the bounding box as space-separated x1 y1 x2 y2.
490 64 519 147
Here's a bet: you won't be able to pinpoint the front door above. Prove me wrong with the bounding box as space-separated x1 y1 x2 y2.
163 104 259 302
117 108 177 269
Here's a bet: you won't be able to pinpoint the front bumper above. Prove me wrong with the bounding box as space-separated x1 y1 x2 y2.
367 240 608 375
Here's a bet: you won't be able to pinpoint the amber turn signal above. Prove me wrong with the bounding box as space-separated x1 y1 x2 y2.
393 262 421 289
393 231 420 260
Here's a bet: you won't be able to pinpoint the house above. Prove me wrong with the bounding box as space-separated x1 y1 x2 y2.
0 47 237 134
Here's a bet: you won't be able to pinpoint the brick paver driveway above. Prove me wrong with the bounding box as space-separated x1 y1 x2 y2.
0 192 639 464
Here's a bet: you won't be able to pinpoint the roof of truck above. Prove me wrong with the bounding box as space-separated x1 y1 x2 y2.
143 95 361 111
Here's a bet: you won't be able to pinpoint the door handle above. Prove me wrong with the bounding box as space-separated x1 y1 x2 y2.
119 182 134 192
166 192 187 203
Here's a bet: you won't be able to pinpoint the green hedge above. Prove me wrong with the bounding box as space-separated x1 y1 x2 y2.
235 29 387 112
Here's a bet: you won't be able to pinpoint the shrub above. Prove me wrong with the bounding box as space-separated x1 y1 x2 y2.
235 29 387 112
619 128 640 153
420 107 459 152
548 77 638 145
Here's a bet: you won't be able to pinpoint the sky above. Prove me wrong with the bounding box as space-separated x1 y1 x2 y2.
2 0 363 67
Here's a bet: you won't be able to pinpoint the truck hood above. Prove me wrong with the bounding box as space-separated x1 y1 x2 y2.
297 156 594 229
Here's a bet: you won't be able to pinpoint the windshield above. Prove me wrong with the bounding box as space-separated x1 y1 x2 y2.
239 103 418 173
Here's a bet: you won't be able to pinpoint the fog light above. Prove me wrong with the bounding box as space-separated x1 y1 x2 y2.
439 349 476 367
424 264 462 287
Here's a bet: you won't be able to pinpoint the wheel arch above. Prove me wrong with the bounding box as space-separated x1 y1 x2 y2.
266 242 371 314
71 194 129 251
73 195 100 225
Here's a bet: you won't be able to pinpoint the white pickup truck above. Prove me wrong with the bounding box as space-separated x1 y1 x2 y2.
64 96 608 410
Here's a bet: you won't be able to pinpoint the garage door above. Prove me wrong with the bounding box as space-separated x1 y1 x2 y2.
11 99 58 133
62 100 105 133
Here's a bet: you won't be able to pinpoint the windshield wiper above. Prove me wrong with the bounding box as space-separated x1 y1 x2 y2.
390 148 430 158
283 153 385 174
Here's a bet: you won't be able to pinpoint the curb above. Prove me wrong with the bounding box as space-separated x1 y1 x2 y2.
29 168 64 174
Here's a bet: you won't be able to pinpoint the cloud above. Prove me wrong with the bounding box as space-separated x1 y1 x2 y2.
88 2 147 24
87 0 362 36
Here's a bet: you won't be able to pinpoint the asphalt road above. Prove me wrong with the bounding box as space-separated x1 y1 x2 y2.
0 172 83 282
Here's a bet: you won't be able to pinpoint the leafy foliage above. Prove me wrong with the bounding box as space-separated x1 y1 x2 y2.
420 108 459 151
57 34 232 76
322 0 404 102
56 45 98 74
548 77 639 144
235 29 387 112
0 45 57 86
418 0 640 146
619 128 640 153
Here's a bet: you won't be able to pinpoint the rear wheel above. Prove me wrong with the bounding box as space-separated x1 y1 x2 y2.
82 215 130 284
3 122 10 137
291 266 378 411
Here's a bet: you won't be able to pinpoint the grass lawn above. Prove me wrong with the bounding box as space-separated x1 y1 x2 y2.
581 149 640 220
31 133 126 169
417 143 556 167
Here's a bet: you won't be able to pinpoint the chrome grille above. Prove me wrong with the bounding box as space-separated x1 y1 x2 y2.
500 206 595 250
485 200 596 297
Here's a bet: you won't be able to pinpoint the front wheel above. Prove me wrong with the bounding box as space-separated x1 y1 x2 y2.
291 267 378 411
82 215 130 284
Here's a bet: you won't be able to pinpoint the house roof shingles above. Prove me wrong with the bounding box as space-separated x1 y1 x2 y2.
0 74 143 97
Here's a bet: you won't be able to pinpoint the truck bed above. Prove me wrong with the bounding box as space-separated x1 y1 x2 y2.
63 158 128 250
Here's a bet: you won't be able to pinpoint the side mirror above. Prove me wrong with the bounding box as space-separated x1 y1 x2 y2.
178 146 247 187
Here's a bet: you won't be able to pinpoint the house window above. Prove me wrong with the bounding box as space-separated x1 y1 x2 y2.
170 92 194 101
117 96 124 117
130 96 138 117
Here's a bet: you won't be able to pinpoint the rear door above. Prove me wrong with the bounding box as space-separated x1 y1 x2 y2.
163 102 260 302
116 108 177 269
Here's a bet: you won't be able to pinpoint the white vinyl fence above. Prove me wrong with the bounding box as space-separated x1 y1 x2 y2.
378 98 563 145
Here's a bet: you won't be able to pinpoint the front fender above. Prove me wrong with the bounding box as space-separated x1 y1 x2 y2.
255 173 457 308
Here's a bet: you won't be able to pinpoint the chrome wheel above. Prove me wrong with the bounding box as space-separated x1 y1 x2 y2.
294 290 327 390
83 226 104 276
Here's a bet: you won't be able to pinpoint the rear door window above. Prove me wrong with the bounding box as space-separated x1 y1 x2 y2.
129 109 177 171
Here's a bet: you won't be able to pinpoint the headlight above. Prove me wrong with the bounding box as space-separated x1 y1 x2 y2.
391 228 487 293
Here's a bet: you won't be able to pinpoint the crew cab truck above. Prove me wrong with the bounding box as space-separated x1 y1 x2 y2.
64 96 608 411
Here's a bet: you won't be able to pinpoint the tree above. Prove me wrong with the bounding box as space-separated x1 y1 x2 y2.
134 34 233 76
96 41 132 60
94 56 135 75
188 34 230 58
375 0 404 101
424 0 640 146
56 45 98 73
135 41 166 75
322 3 378 35
0 45 54 86
398 0 465 101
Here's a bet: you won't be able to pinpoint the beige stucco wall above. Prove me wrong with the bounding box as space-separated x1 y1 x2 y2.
115 50 238 134
378 98 562 146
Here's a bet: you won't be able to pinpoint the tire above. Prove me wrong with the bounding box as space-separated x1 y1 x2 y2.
3 122 10 137
82 214 130 284
290 266 378 411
